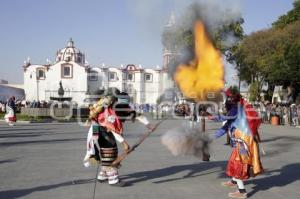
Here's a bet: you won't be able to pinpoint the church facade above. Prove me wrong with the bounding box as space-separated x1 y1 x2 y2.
23 39 175 106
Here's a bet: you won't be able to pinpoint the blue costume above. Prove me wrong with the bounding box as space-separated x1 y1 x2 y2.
214 103 238 145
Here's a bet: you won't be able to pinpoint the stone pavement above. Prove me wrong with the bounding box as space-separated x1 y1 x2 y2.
0 119 299 199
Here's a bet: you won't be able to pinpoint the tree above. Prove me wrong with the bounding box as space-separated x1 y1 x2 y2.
272 0 300 28
213 18 244 59
249 82 260 102
230 0 300 102
233 20 300 102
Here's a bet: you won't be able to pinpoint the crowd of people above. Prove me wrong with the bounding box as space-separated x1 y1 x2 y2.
172 101 300 127
255 102 300 126
0 98 44 113
1 96 299 127
0 99 75 112
0 98 20 113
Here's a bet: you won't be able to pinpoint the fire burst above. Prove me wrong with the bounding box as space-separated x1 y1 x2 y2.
174 21 224 102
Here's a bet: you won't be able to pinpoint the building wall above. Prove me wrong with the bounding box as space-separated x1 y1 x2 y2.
144 69 161 104
106 67 124 93
24 61 88 104
87 67 105 94
23 62 175 106
24 65 40 101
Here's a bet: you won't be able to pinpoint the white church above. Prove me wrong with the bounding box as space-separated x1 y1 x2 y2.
22 15 179 106
23 38 175 106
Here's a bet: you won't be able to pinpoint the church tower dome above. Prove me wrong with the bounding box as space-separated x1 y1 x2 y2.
56 38 85 64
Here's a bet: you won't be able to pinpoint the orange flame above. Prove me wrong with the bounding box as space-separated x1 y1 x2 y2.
174 21 224 102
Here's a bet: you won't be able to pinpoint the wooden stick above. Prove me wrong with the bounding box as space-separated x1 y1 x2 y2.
111 120 165 166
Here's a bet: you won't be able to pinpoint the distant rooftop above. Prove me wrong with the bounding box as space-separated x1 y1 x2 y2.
0 79 8 84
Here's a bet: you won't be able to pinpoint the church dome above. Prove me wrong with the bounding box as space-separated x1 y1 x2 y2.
56 38 85 64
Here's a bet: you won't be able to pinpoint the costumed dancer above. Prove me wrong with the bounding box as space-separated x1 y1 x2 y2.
83 93 152 187
4 96 17 126
210 90 238 146
214 87 263 199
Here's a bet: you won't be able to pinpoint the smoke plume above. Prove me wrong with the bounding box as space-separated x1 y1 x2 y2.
161 123 212 159
126 0 243 85
162 0 243 79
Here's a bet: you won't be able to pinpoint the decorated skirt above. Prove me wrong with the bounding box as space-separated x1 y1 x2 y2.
96 129 118 166
226 148 250 180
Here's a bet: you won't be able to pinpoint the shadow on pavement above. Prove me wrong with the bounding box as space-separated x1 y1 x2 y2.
247 163 300 197
264 143 295 158
0 138 85 147
262 136 300 143
0 128 50 132
0 131 54 138
0 158 18 165
0 130 83 139
122 161 227 185
0 178 94 199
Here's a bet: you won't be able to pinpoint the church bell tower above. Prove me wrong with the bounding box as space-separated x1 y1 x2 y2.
162 13 176 71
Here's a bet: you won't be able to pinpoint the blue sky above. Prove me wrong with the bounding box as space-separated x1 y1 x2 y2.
0 0 295 84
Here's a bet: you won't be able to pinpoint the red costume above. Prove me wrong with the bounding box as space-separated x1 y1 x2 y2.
216 87 263 198
226 99 263 180
97 107 123 135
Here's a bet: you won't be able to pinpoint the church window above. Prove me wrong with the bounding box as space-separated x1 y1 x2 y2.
36 68 45 80
127 73 134 81
144 73 152 82
61 64 73 78
64 67 70 76
122 73 127 80
89 71 98 81
109 72 117 81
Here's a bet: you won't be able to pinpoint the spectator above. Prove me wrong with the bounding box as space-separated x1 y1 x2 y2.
7 96 16 113
37 101 41 108
259 102 267 123
0 101 4 113
283 106 290 125
297 105 300 127
291 104 298 126
276 105 283 125
266 103 272 123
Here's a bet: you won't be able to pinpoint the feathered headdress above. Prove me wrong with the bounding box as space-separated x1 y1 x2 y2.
225 86 241 103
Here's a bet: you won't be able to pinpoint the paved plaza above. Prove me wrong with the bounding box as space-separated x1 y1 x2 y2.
0 119 299 199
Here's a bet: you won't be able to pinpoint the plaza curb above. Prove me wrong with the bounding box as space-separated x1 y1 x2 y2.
0 119 31 124
0 119 79 124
